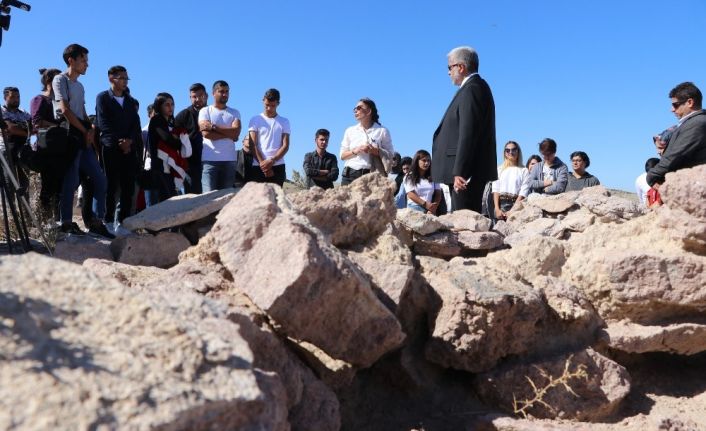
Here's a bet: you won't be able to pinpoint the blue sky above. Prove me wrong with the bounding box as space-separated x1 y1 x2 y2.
1 0 704 191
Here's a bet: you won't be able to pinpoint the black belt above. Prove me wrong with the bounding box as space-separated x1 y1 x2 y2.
343 167 370 176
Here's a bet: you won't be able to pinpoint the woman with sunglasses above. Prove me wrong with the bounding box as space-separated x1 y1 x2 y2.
339 98 394 185
405 150 441 214
491 141 529 221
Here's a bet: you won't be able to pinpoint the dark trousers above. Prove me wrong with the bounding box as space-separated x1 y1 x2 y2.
102 146 137 223
184 157 202 194
248 163 286 187
451 178 485 214
340 167 370 186
39 164 63 221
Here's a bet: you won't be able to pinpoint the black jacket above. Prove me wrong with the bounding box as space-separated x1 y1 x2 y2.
95 89 141 150
303 150 339 189
647 110 706 185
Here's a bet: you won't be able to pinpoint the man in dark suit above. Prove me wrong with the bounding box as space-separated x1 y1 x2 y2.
647 81 706 188
432 46 497 213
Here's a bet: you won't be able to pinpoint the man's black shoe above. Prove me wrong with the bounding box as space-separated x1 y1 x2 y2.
88 221 116 239
60 222 86 236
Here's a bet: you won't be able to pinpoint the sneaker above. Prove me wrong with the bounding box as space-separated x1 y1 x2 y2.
88 221 116 239
113 222 132 237
60 222 86 236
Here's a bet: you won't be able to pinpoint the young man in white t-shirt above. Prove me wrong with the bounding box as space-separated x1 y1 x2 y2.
198 80 241 192
248 88 290 186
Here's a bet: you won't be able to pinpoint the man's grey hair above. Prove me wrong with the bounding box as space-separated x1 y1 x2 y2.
447 46 479 72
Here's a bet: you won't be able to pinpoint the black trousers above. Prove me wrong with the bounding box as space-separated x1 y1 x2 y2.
340 167 370 186
450 177 486 214
102 146 137 223
247 164 286 187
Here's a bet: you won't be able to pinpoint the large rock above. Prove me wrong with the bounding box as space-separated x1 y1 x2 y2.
476 348 631 421
530 193 577 214
560 208 596 232
288 173 396 247
122 188 236 231
0 254 289 431
660 164 706 219
109 231 191 268
574 185 642 222
456 230 504 251
396 208 447 235
413 231 462 258
82 258 167 288
604 320 706 355
211 182 405 368
54 235 113 264
347 251 415 311
504 218 566 247
420 257 601 373
438 209 492 232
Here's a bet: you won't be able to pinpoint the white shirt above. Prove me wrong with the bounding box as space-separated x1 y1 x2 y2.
635 172 650 206
248 114 290 166
113 95 124 107
199 105 240 162
405 177 440 203
492 165 530 197
460 72 477 88
339 123 393 170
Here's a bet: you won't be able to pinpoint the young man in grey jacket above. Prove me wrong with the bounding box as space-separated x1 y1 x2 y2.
527 138 568 195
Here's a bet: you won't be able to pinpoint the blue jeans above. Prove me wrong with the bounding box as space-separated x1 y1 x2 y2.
201 161 236 192
395 182 407 209
60 147 107 224
407 202 425 213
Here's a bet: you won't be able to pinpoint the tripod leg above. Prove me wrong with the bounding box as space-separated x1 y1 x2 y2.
1 185 14 254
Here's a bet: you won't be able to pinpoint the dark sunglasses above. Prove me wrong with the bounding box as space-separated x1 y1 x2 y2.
353 105 366 112
504 148 519 154
671 100 687 109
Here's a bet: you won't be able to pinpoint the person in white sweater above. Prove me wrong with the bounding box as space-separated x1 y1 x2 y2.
491 141 529 221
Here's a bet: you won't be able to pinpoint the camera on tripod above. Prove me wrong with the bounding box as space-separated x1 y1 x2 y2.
0 0 32 47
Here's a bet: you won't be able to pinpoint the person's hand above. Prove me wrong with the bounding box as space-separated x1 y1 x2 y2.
543 177 553 187
427 201 439 215
652 182 661 191
199 120 212 132
494 207 506 220
357 144 370 154
85 129 95 147
453 176 468 191
260 158 274 171
119 138 132 154
264 168 275 178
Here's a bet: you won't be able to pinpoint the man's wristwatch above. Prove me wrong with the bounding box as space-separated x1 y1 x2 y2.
211 124 216 131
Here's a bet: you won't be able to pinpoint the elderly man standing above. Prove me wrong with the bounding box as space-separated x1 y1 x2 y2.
647 81 706 189
432 46 497 213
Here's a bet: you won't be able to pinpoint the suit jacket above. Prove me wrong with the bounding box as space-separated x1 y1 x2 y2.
647 109 706 186
432 74 497 185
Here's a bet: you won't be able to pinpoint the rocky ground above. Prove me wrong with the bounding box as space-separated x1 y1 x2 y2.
0 165 704 430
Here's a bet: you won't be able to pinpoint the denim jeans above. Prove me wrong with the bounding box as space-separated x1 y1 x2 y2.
407 202 426 213
201 161 236 192
60 147 107 224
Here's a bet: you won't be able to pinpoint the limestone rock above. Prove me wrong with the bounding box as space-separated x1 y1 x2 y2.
82 258 167 288
0 254 289 431
604 320 706 355
504 218 565 247
54 235 113 264
456 230 504 251
560 208 596 232
288 172 396 247
507 202 544 227
575 185 642 222
660 164 706 220
531 194 577 214
476 348 631 421
413 231 462 258
493 219 514 237
212 182 405 367
656 205 706 255
351 228 413 265
110 231 191 268
438 209 492 232
122 188 235 231
348 251 414 312
396 207 447 235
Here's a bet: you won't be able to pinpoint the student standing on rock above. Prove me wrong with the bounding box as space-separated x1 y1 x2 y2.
526 138 568 195
647 82 706 190
302 128 338 189
175 83 208 194
565 151 600 192
339 97 394 185
248 88 290 187
198 80 241 192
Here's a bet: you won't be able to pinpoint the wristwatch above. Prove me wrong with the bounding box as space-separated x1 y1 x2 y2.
211 124 216 131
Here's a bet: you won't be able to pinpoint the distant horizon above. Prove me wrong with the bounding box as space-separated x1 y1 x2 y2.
1 0 704 192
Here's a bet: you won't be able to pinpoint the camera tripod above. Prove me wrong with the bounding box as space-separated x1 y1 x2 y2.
0 132 52 255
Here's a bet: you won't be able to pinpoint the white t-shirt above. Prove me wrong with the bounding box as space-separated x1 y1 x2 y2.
635 172 650 207
405 177 440 203
248 114 291 166
199 105 240 162
492 165 530 197
339 123 393 170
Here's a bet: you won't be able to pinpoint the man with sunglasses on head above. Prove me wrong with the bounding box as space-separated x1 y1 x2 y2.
647 82 706 189
432 46 497 213
96 65 141 234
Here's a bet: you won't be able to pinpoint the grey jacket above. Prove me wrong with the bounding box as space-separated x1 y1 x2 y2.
527 157 569 195
566 172 600 191
647 110 706 186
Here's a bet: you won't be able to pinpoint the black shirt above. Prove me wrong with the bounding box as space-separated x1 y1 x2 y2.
303 150 339 189
174 105 203 164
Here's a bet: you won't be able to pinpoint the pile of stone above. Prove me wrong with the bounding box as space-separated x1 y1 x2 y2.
2 166 705 430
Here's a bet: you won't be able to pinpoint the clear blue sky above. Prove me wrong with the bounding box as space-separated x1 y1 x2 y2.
1 0 704 191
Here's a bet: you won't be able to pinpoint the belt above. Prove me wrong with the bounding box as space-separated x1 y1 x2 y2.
498 193 518 200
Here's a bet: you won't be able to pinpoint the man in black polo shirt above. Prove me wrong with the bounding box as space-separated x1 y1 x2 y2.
303 128 339 189
96 65 142 230
175 83 207 194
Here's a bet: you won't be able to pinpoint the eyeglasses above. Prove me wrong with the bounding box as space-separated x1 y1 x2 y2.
571 158 584 163
447 63 462 71
671 100 686 109
504 148 518 154
353 105 366 112
113 76 130 81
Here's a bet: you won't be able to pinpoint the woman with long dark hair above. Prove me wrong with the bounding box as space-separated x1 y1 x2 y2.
146 92 189 204
339 97 394 185
405 149 441 214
